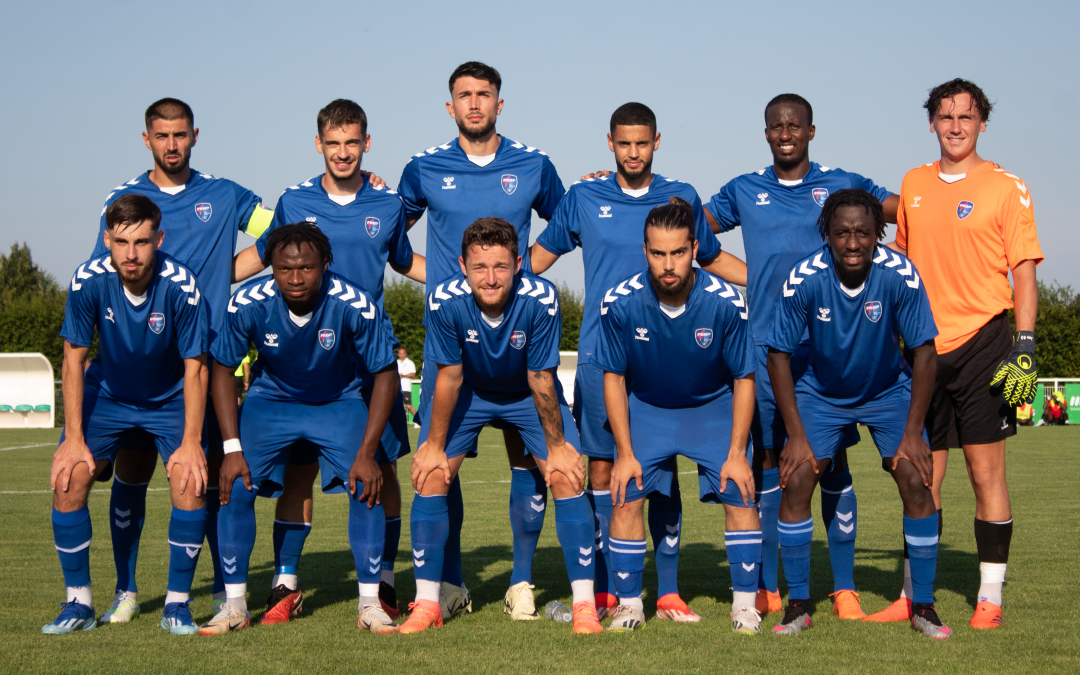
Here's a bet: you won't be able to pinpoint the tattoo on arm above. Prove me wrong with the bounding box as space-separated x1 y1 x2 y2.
529 370 565 446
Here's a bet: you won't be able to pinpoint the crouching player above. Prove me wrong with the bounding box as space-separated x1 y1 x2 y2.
594 198 761 634
403 217 600 634
45 194 209 635
202 223 400 635
767 189 949 638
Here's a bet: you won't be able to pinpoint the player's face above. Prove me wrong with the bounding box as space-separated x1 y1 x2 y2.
446 77 503 141
644 227 698 298
765 103 814 171
608 125 659 181
104 220 163 285
460 244 521 315
271 243 328 311
142 119 197 176
930 93 986 164
316 124 370 182
827 205 877 287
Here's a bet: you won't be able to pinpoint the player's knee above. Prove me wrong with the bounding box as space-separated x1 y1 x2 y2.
892 463 935 516
171 489 206 512
546 470 577 499
52 488 90 513
587 459 613 491
783 467 817 504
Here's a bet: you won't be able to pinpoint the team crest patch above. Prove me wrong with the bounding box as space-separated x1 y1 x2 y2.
501 174 518 195
864 300 882 323
318 329 336 350
148 313 165 334
812 188 829 207
695 328 714 348
195 203 212 222
510 330 526 349
957 200 974 219
365 217 380 238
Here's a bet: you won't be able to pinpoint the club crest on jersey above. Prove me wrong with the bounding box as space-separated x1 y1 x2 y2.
510 330 526 350
365 217 381 238
864 300 882 323
957 200 974 219
501 174 518 195
695 328 714 348
195 203 212 222
812 188 829 207
318 329 336 350
148 313 165 334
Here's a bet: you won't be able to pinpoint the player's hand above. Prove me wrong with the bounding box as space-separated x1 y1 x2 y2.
350 455 383 507
362 171 387 189
543 441 586 493
411 441 450 493
219 451 251 506
166 439 208 497
610 454 643 507
579 170 614 181
778 433 817 489
720 453 755 506
892 431 934 489
991 331 1038 406
50 436 95 493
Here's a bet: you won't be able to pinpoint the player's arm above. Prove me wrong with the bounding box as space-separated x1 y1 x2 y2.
166 354 209 497
1013 259 1037 333
350 364 397 506
211 360 250 505
701 251 748 287
767 348 817 488
389 253 427 284
232 245 268 283
604 371 641 506
51 342 94 493
529 243 561 275
528 368 585 492
410 363 463 493
882 194 899 224
705 209 722 235
719 373 756 505
893 342 936 486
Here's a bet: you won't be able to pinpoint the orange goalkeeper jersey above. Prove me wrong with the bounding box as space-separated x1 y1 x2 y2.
896 160 1043 354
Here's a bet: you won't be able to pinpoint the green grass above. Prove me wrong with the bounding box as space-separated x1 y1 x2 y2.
1 426 1078 674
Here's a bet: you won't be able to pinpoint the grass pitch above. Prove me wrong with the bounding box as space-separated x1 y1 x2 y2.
0 426 1077 674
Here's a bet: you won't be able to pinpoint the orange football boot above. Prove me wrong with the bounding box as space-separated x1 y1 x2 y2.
398 600 443 634
595 592 618 620
756 589 783 615
656 594 701 622
831 590 866 620
863 597 913 622
969 601 1003 629
260 585 302 625
572 601 603 634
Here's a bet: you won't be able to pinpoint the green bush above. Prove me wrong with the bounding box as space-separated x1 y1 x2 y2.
1031 282 1080 377
383 276 426 375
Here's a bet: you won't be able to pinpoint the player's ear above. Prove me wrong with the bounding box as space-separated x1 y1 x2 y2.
496 98 504 116
363 134 372 153
154 229 164 249
807 125 815 141
315 134 324 154
446 101 455 118
607 133 615 153
652 132 661 150
142 130 151 151
103 228 112 249
691 238 698 260
514 255 522 275
459 255 467 276
191 127 198 146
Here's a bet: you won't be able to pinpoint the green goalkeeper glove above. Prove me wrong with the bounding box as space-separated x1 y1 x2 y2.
991 330 1037 406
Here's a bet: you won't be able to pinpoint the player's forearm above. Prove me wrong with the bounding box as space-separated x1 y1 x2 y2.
702 251 748 288
211 362 240 440
1012 259 1038 333
391 254 427 284
767 350 805 438
906 343 937 435
729 375 756 454
528 369 565 446
426 365 463 451
882 194 900 224
529 244 560 275
603 372 635 460
232 246 267 284
405 217 421 232
61 342 89 441
704 209 722 235
181 355 208 445
358 368 397 461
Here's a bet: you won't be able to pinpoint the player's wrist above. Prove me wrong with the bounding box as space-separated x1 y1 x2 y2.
1013 330 1036 354
223 438 243 455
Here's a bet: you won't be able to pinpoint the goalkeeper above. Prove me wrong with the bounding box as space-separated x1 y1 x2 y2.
876 78 1044 630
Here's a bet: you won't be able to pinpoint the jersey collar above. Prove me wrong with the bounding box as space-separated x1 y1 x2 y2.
450 135 510 163
604 173 664 196
143 167 203 193
644 268 701 316
316 172 367 204
763 161 821 186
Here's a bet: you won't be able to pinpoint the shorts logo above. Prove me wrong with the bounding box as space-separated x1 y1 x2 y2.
957 200 974 219
501 174 518 195
694 328 713 348
466 329 479 343
365 217 380 238
863 300 882 323
635 327 650 341
812 188 829 207
148 313 165 334
817 307 831 322
510 330 526 349
195 203 212 222
318 329 335 350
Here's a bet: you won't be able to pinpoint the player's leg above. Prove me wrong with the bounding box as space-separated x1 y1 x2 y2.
262 453 316 626
725 505 764 634
204 398 227 611
377 389 411 618
504 426 546 620
103 439 155 624
820 443 865 619
749 344 783 615
964 440 1012 629
649 470 692 621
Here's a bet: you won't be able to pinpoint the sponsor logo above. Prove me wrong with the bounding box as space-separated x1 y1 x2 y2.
318 329 335 350
501 174 518 195
817 307 831 322
466 329 479 343
599 205 612 218
695 328 713 348
104 307 115 324
442 177 456 190
264 333 280 347
365 216 380 238
635 327 649 341
864 300 882 323
812 187 829 207
148 313 165 334
194 203 212 222
510 330 526 349
756 192 770 205
957 200 974 219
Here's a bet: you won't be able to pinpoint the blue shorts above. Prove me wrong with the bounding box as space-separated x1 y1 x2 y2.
418 349 479 456
418 383 580 461
798 385 925 463
238 393 375 498
573 361 616 460
622 393 753 506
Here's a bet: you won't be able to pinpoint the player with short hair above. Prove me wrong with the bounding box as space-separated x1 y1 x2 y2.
44 194 209 635
767 189 948 638
594 198 760 634
397 61 567 620
200 224 400 635
705 94 898 619
531 102 746 621
400 218 600 635
871 78 1043 629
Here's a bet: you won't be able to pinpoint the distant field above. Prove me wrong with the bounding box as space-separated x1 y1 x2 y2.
1 426 1077 674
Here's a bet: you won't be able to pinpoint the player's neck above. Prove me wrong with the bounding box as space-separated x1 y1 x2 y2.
616 169 653 192
652 270 695 308
148 164 191 189
938 150 984 176
321 170 364 197
120 254 156 298
772 157 811 182
458 131 501 157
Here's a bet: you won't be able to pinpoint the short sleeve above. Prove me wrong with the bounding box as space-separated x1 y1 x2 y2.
893 262 939 350
386 203 414 268
719 295 755 379
532 156 565 222
59 276 98 347
210 301 255 369
424 298 463 367
1001 178 1044 269
766 270 810 353
397 160 428 222
351 301 395 374
691 191 721 262
705 180 741 233
850 171 892 203
172 275 209 359
895 176 911 250
592 298 627 375
526 291 562 372
534 187 580 256
233 183 264 234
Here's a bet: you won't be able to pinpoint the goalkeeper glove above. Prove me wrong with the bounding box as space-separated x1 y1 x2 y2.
991 331 1037 406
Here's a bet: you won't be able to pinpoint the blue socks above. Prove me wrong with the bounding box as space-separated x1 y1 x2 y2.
383 516 401 579
553 493 594 582
217 477 258 586
778 517 814 601
272 520 311 578
204 488 225 595
904 514 939 604
442 477 464 587
349 493 386 586
109 478 147 593
755 468 780 593
610 536 646 599
411 494 449 584
648 477 682 598
820 467 857 592
725 529 763 594
167 507 206 594
586 489 614 597
509 467 547 585
53 506 93 589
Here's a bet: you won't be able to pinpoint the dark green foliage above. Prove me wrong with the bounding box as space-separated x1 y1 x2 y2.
383 276 426 375
556 282 583 352
1032 282 1080 377
0 244 67 374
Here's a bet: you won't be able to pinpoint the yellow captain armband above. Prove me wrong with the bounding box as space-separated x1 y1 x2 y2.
245 205 274 239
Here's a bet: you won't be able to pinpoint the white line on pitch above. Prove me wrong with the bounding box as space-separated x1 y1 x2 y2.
0 443 54 452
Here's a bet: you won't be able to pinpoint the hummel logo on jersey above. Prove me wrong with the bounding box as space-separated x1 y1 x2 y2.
864 300 882 323
756 192 770 205
442 177 456 190
195 203 212 222
812 188 829 207
264 333 280 347
365 217 380 238
695 328 713 348
305 216 317 223
510 330 526 350
318 329 335 350
957 200 974 219
105 307 115 324
599 205 613 218
911 196 922 208
817 308 831 322
466 329 479 343
635 327 649 341
148 313 165 334
501 174 518 195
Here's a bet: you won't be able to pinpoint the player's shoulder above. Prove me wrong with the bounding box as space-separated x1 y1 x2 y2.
781 246 833 298
901 161 941 184
228 274 278 315
323 272 381 320
98 173 152 213
427 272 474 313
153 253 204 307
653 175 699 198
808 163 861 185
599 270 650 317
277 175 322 201
694 271 748 320
871 245 923 291
405 138 459 167
516 272 560 317
68 254 116 293
500 137 554 164
980 161 1031 192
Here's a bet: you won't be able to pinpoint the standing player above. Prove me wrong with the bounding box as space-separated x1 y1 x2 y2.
44 195 209 635
231 99 422 623
531 102 746 621
873 79 1042 628
397 61 567 619
705 94 897 619
767 189 948 638
401 218 599 635
594 198 762 634
201 224 400 635
398 347 418 423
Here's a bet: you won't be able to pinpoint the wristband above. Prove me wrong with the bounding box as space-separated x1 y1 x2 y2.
223 438 243 455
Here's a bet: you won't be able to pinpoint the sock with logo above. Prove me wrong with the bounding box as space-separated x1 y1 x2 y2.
509 467 547 585
726 529 763 608
410 494 448 587
610 537 646 601
53 506 93 602
349 492 386 588
778 517 814 601
272 520 310 591
204 487 225 596
904 514 939 605
755 468 781 593
586 488 615 597
974 518 1012 606
554 493 595 587
820 467 857 592
648 475 683 599
109 477 148 594
166 507 206 601
382 516 401 587
900 508 940 599
441 476 465 587
217 478 257 593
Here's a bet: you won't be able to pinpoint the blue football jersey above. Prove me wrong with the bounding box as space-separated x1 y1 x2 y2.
425 271 562 395
212 272 395 403
255 175 413 309
397 137 565 285
767 245 938 406
593 270 754 408
60 251 208 404
90 170 263 339
706 162 891 344
535 174 722 363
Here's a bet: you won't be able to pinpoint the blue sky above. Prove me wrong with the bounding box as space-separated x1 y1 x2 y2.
2 0 1075 292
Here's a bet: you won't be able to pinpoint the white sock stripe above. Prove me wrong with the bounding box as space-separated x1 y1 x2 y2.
385 516 402 522
778 525 814 535
987 519 1013 525
585 489 611 496
609 546 647 554
167 540 204 548
553 493 585 503
55 539 92 554
724 539 763 545
756 485 780 495
273 519 312 527
904 534 939 547
608 537 646 545
113 476 151 487
819 485 853 495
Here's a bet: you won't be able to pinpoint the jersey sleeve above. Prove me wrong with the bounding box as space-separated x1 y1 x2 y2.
592 297 627 375
233 183 265 234
705 180 741 233
527 291 562 372
424 298 463 367
171 274 209 359
691 191 722 262
893 263 939 350
59 275 99 348
532 156 565 222
1000 177 1044 269
210 299 255 369
766 270 810 353
719 296 755 379
534 187 580 256
396 160 428 222
895 175 911 250
849 171 892 202
350 301 396 374
386 202 415 268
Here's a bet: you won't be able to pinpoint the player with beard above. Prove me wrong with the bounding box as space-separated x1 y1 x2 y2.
397 62 567 620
